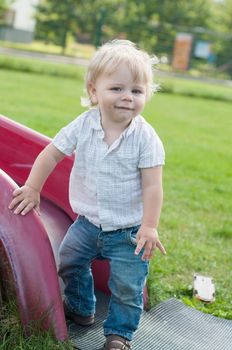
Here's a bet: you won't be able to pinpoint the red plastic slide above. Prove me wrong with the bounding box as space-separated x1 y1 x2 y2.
0 115 110 340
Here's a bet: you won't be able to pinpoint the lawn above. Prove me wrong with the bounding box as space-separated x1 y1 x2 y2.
145 94 232 317
0 63 232 347
0 39 96 59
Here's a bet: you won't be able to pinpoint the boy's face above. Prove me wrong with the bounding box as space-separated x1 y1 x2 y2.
88 64 147 127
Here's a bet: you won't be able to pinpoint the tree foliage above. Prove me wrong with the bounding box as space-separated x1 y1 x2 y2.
211 0 232 73
35 0 232 75
0 0 12 25
35 0 124 51
35 0 82 52
35 0 214 53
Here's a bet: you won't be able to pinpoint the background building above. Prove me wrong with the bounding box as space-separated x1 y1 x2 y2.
0 0 40 43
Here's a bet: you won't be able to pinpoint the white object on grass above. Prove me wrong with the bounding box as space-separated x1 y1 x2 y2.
193 274 215 303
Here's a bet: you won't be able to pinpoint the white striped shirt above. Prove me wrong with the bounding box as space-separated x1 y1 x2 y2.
53 108 165 231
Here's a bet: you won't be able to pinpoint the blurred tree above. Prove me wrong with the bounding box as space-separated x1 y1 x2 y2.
35 0 214 53
0 0 11 25
211 0 232 76
35 0 82 53
95 0 213 56
35 0 124 51
35 0 231 76
71 0 124 45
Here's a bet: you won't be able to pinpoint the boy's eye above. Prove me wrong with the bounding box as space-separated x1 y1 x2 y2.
132 89 143 94
110 87 121 92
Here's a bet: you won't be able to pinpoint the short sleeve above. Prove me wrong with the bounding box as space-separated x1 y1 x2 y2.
138 126 165 168
52 117 81 155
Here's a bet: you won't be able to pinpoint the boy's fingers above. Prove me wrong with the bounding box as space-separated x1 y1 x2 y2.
134 238 146 255
142 242 155 261
9 195 24 210
9 188 27 209
135 236 166 258
12 188 22 197
156 240 167 255
13 199 35 215
21 202 37 216
8 201 15 210
12 199 29 214
138 241 166 260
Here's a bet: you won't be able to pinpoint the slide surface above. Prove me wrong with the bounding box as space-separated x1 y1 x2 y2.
0 115 110 340
0 169 68 340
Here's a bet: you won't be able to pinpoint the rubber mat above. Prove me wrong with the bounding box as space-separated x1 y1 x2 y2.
68 291 232 350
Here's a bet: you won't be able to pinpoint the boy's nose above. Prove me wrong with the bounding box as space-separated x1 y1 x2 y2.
121 91 133 101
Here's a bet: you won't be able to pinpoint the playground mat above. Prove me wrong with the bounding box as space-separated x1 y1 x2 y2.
68 291 232 350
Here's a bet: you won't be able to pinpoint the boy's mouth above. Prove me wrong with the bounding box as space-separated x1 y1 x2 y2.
115 106 134 111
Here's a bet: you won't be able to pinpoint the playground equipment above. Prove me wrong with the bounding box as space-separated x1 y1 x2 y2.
0 115 110 340
1 115 231 350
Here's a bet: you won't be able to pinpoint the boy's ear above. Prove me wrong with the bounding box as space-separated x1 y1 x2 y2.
88 81 98 104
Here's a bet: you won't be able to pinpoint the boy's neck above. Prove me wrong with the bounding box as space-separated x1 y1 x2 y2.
101 116 132 133
100 117 132 147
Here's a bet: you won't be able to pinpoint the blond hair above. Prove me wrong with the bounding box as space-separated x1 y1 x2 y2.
82 40 159 107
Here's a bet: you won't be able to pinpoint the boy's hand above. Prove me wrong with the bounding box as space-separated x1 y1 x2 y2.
9 185 40 216
135 225 166 261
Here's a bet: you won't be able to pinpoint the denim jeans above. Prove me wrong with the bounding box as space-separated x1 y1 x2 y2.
58 216 149 341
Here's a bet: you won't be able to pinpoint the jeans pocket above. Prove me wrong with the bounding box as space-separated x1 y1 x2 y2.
126 226 140 247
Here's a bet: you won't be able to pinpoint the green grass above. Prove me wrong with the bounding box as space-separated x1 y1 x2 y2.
0 61 232 346
144 94 232 318
0 300 73 349
0 40 95 59
158 76 232 102
0 68 86 136
0 55 85 79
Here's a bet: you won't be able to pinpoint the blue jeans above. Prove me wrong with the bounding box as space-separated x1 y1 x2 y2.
58 216 149 341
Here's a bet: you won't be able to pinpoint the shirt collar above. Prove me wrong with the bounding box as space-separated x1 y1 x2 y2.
89 107 138 138
123 116 137 138
89 107 103 130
